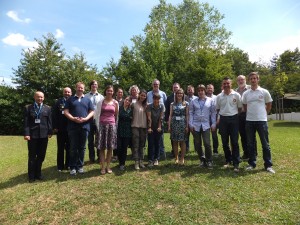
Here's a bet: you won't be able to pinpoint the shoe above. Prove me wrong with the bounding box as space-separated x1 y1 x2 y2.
78 167 84 174
241 155 249 160
70 169 77 175
29 179 35 183
207 162 213 169
135 161 140 170
266 167 275 174
148 161 154 167
119 165 125 171
106 168 112 174
179 159 185 165
154 159 159 166
139 160 145 168
100 169 106 175
175 158 179 164
223 163 230 168
233 167 239 172
111 156 118 163
35 175 44 180
245 165 254 171
199 161 205 168
58 169 62 172
213 153 218 157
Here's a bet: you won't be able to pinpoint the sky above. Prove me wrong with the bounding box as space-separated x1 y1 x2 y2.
1 0 300 86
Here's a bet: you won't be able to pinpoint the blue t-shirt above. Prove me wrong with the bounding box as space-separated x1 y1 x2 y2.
65 95 94 131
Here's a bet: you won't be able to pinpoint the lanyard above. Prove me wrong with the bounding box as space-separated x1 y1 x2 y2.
34 102 43 119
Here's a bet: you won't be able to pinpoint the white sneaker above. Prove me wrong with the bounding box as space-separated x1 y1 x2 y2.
245 165 254 171
70 169 77 175
154 159 159 166
139 160 145 168
148 161 154 167
266 167 275 174
78 167 84 174
134 161 140 170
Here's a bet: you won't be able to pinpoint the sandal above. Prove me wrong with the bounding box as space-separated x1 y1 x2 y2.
100 169 106 175
106 168 112 174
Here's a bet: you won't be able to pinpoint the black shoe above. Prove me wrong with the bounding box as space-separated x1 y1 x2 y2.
29 179 35 183
35 175 44 180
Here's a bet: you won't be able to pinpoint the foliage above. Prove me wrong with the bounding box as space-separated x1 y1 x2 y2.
0 121 300 224
0 85 24 135
12 33 102 106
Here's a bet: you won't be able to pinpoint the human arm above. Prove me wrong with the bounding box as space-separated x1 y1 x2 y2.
266 102 272 114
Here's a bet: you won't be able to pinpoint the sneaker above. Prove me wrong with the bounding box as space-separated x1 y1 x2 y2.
148 161 154 167
70 169 77 175
233 167 239 172
154 159 159 166
266 167 275 174
119 165 125 171
78 167 84 174
199 161 206 168
207 162 213 169
245 165 254 171
223 163 230 168
139 160 145 168
134 161 140 170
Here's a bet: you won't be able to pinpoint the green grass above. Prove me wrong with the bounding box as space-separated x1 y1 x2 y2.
0 121 300 224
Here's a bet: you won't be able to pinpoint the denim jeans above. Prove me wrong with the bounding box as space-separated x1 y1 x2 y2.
246 121 273 169
193 128 212 162
219 115 240 167
88 120 97 162
148 130 163 162
68 128 88 170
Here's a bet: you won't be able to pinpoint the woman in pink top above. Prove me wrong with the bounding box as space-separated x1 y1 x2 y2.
95 85 119 175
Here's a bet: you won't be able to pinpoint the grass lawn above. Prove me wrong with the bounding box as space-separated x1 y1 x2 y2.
0 120 299 224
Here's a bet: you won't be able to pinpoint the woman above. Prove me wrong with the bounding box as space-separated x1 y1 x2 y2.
146 93 165 167
131 89 147 170
168 88 189 165
129 85 140 104
95 85 119 175
117 96 133 170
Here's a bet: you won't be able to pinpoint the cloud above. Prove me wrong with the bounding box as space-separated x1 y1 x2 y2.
2 33 38 48
6 10 31 23
55 29 64 39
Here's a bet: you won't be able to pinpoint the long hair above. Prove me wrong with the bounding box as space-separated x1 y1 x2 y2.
138 89 148 108
174 88 186 106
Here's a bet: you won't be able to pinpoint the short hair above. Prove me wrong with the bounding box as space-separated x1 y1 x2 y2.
128 85 140 95
89 80 98 89
76 81 85 88
153 93 161 100
248 72 259 79
197 84 206 92
152 79 160 85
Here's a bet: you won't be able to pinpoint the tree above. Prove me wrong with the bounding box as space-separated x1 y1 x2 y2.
103 0 233 94
13 33 101 105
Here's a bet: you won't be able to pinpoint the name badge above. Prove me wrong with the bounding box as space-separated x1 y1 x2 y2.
62 111 65 114
176 116 181 120
35 119 41 124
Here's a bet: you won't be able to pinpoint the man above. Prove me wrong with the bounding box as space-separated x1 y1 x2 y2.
24 91 52 182
87 80 104 163
186 85 197 153
53 87 72 171
216 77 242 172
189 85 216 169
165 83 180 157
64 82 94 175
147 79 167 159
206 84 219 155
243 72 275 174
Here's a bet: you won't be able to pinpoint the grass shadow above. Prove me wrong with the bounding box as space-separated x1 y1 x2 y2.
272 121 300 127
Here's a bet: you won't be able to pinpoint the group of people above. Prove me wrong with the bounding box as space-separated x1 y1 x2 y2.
23 72 275 182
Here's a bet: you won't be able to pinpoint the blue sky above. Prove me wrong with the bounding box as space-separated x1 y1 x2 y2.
1 0 300 86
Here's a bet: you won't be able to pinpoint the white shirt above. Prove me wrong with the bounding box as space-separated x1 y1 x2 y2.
216 90 242 116
87 92 104 119
242 86 273 121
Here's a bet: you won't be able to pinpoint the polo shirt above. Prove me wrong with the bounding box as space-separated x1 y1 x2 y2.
216 90 242 116
242 86 273 121
146 103 165 130
65 95 94 131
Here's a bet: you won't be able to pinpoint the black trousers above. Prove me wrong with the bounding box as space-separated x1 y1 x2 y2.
28 138 48 180
56 130 70 170
117 136 131 166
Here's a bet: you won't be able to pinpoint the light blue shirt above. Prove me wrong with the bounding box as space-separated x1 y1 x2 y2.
189 96 216 132
147 90 167 105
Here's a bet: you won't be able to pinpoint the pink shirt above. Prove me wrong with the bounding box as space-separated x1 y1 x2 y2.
100 102 116 125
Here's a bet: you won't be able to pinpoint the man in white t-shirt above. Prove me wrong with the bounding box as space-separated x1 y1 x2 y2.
242 72 275 174
216 77 242 172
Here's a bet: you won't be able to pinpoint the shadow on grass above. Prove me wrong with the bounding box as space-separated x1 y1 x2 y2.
272 121 300 127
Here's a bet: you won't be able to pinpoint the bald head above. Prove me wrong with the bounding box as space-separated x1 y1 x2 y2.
63 87 72 99
34 91 44 105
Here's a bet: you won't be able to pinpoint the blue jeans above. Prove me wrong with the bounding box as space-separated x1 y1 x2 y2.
148 130 163 162
193 128 212 162
246 121 272 169
68 128 88 170
219 115 240 167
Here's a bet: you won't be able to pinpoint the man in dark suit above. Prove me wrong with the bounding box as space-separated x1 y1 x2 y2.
53 87 72 171
24 91 52 182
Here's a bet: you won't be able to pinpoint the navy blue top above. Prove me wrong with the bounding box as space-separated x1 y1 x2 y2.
65 95 94 131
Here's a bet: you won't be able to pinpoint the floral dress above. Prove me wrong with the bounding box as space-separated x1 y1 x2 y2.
170 102 189 141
